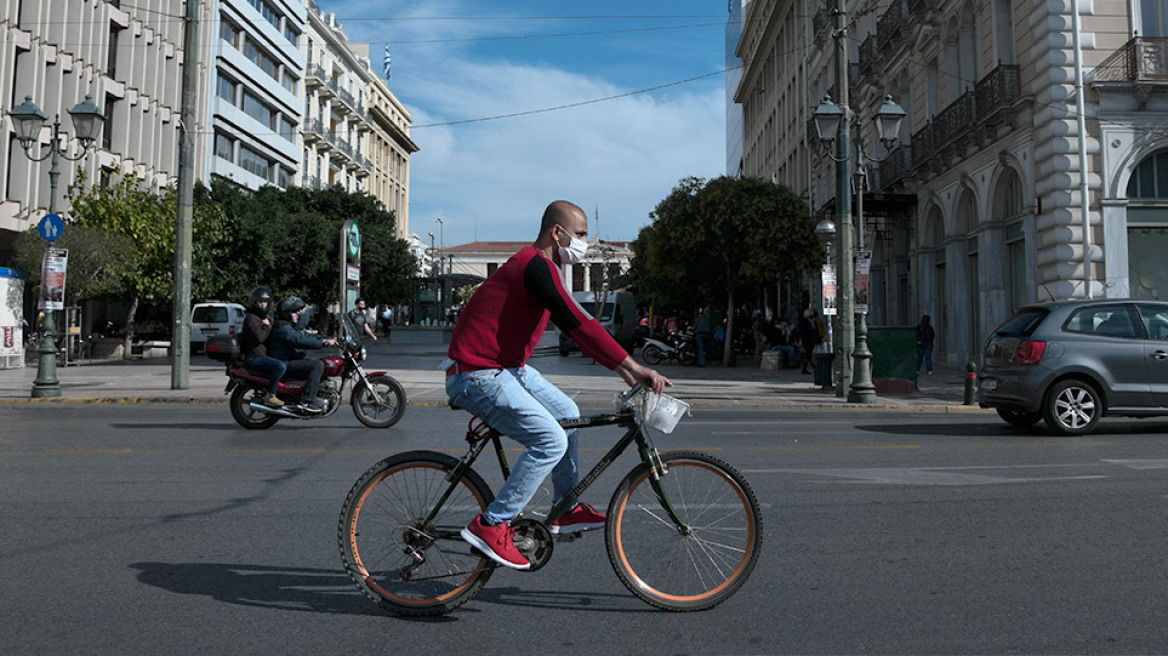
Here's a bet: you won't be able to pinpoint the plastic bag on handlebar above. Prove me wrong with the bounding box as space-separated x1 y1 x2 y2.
614 387 691 434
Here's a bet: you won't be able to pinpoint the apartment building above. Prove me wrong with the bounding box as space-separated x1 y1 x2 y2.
0 0 185 263
202 0 305 190
736 0 1168 368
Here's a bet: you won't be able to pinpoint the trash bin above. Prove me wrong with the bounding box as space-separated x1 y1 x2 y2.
812 351 834 389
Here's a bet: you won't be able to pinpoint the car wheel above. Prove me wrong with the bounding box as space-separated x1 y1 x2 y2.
1042 379 1102 436
995 407 1042 428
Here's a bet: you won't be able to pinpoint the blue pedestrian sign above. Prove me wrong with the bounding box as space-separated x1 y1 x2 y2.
38 213 64 241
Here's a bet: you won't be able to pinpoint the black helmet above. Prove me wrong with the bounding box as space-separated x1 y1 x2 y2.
278 296 306 319
248 287 272 314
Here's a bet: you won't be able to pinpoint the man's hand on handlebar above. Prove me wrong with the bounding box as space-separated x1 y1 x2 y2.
616 356 671 396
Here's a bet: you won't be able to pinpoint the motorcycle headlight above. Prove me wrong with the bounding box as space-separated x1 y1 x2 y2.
359 346 367 361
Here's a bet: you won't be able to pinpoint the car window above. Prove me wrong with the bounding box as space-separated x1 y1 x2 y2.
1065 305 1141 338
1138 305 1168 341
193 306 228 323
992 309 1047 337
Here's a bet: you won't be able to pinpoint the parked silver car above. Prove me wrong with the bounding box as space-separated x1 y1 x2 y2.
978 299 1168 435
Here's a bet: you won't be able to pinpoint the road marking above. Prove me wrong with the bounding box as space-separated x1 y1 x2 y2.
971 441 1112 447
1102 459 1168 470
744 467 1109 486
37 449 165 454
748 445 921 451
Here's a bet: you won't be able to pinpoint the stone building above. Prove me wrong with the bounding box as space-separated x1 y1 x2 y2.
735 0 1168 367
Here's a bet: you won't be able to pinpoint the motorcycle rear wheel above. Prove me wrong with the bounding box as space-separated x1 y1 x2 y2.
352 374 407 428
643 344 664 365
230 385 280 430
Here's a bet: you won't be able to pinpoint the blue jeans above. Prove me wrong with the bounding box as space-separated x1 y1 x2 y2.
695 332 712 366
916 344 934 373
446 364 580 525
246 356 287 396
773 345 796 367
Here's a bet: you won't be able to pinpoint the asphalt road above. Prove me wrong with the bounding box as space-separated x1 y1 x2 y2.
5 404 1168 654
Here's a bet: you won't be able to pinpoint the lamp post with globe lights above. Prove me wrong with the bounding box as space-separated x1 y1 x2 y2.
812 43 905 402
8 94 105 398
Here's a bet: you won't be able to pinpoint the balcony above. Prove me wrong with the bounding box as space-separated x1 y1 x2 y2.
876 0 908 52
974 64 1021 128
812 7 830 44
301 117 324 143
934 90 974 151
874 144 913 190
858 34 879 79
1092 36 1168 85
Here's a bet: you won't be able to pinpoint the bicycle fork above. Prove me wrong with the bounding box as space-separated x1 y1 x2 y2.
638 438 693 537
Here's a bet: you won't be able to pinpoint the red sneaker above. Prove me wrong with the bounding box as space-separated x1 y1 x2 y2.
460 515 531 570
550 503 607 535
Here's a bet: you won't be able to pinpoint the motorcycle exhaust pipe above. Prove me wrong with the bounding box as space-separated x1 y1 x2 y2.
248 402 302 419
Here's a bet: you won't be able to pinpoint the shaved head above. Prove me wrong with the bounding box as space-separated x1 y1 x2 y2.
539 200 586 236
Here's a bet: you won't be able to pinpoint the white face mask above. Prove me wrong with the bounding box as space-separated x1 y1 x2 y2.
558 229 588 265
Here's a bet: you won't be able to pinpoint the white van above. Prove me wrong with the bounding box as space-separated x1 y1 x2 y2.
559 290 638 355
191 301 245 352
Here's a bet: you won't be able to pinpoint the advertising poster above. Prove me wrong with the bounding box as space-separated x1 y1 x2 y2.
39 248 68 311
821 263 837 316
854 250 872 315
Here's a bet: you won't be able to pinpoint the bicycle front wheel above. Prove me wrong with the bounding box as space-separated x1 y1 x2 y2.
606 451 762 611
339 451 495 616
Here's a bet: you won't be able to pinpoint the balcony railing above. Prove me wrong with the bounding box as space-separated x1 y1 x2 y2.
974 64 1021 124
876 0 908 51
907 0 932 16
933 90 975 150
1092 36 1168 83
875 144 913 189
858 34 878 76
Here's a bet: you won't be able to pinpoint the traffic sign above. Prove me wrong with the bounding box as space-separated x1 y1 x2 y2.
38 214 64 241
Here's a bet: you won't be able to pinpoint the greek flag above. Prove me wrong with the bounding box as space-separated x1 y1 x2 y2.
383 44 391 80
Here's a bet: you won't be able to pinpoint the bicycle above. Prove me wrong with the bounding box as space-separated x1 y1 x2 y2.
338 388 763 616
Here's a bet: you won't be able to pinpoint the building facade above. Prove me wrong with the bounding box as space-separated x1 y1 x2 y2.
736 0 1168 368
0 0 186 263
201 0 305 190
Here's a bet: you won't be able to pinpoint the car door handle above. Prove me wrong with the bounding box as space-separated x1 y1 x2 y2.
1152 351 1168 360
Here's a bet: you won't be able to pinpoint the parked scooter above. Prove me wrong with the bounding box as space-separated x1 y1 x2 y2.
206 315 406 430
641 329 697 366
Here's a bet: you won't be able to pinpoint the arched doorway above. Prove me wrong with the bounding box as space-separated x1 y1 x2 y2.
1126 150 1168 299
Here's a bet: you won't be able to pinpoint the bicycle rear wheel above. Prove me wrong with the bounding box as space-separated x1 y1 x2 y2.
339 451 495 616
606 450 762 611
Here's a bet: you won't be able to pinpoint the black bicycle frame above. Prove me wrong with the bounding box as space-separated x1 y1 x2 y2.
427 411 688 539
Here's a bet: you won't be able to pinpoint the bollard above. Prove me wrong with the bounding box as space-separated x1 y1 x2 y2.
963 361 978 405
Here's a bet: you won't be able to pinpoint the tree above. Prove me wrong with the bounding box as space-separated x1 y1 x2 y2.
630 176 822 365
13 225 134 303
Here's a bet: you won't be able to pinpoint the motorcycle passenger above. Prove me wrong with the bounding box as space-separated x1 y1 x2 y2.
269 296 338 413
240 287 286 407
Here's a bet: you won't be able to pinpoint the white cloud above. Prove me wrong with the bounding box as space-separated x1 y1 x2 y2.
322 1 727 244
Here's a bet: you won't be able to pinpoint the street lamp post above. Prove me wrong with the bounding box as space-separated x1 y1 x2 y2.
8 95 105 398
812 5 906 403
431 217 444 323
427 231 436 325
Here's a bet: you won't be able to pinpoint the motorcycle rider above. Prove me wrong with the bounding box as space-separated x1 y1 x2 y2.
240 287 286 407
268 296 338 413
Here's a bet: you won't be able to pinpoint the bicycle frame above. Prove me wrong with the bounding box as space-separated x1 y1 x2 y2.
424 411 689 541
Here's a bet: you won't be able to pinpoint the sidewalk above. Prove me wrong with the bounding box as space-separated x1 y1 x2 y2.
0 338 986 412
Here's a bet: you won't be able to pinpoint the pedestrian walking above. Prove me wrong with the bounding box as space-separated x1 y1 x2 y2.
915 314 936 374
798 309 822 374
347 297 377 342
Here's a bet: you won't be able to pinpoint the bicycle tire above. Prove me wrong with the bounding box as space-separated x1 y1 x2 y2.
605 450 763 611
351 374 407 428
339 451 496 616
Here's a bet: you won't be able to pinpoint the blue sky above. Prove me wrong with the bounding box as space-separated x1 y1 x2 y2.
314 1 730 245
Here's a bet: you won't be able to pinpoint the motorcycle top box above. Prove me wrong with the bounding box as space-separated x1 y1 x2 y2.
205 335 241 362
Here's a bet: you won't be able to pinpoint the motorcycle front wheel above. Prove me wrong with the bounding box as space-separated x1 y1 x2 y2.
643 344 664 365
229 385 280 430
352 374 407 428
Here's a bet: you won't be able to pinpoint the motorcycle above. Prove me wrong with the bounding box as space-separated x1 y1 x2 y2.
206 316 406 430
640 329 697 366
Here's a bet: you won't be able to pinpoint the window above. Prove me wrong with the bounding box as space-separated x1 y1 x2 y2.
244 41 279 81
1138 305 1168 341
220 20 239 48
107 26 121 77
241 91 274 129
279 117 296 142
239 145 270 179
1065 306 1141 339
1006 221 1026 310
282 71 297 94
216 76 236 103
249 0 280 29
1142 0 1167 36
284 25 299 47
277 167 291 188
102 95 115 150
1127 151 1168 199
215 133 233 161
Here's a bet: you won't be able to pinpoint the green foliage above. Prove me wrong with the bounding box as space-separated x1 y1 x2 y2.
629 176 821 311
12 225 134 301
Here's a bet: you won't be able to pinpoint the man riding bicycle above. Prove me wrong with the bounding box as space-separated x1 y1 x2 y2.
444 200 669 570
